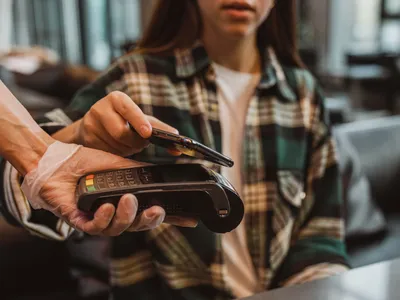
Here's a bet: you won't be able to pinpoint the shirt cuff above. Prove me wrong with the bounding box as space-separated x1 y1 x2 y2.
2 160 74 241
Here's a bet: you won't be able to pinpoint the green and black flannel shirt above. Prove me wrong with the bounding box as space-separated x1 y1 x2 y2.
0 43 350 300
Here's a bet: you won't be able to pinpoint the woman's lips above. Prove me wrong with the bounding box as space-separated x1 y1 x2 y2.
221 2 255 20
221 1 255 11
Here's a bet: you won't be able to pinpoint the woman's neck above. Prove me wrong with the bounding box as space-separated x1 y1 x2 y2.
201 31 261 74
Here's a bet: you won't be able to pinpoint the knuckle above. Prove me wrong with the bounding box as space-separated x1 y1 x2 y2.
115 216 133 229
82 114 95 131
108 91 126 103
146 115 155 122
90 106 101 119
118 99 132 115
111 123 127 141
84 118 96 133
83 223 103 235
82 133 95 146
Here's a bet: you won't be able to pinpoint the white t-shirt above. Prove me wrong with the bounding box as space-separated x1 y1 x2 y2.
213 63 262 298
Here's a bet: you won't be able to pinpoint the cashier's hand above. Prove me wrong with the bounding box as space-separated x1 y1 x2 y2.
39 146 197 236
74 91 181 157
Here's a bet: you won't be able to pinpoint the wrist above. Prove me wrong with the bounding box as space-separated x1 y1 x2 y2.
1 128 56 176
73 119 83 144
51 119 83 145
18 131 56 176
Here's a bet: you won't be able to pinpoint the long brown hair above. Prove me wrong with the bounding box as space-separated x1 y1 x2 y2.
136 0 303 68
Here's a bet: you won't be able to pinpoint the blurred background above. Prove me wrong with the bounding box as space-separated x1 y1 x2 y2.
0 1 400 300
0 0 399 120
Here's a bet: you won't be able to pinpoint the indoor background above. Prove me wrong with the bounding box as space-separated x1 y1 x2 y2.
0 1 400 300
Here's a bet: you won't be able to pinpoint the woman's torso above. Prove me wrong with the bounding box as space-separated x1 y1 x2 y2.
69 44 319 300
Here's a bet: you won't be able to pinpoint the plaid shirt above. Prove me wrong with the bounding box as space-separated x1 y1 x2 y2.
0 43 349 299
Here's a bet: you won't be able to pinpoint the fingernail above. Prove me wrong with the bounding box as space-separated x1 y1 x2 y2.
154 215 164 227
144 209 158 219
144 211 164 228
167 217 197 228
135 215 163 231
140 125 151 137
124 194 137 211
101 210 112 219
146 215 164 229
184 220 198 228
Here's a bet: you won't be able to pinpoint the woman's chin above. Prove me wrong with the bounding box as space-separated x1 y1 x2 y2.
223 27 257 40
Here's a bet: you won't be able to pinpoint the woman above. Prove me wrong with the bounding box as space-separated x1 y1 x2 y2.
2 0 349 299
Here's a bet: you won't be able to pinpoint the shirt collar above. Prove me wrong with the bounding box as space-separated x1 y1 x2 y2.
174 41 296 102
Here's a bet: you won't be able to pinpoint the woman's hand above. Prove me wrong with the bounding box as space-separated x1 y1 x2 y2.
75 91 179 157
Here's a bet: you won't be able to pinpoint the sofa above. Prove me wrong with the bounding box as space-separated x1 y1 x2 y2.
334 116 400 267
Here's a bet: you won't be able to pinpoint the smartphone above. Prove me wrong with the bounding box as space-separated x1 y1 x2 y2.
130 125 234 168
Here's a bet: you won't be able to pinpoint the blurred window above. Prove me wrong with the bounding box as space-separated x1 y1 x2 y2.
382 0 400 53
12 0 142 70
381 19 400 53
385 0 400 15
352 0 381 43
351 0 400 53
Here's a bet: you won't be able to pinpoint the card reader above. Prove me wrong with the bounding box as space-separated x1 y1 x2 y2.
76 164 244 233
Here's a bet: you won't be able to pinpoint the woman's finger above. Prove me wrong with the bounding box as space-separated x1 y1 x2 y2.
109 91 152 139
147 116 179 134
97 114 147 155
